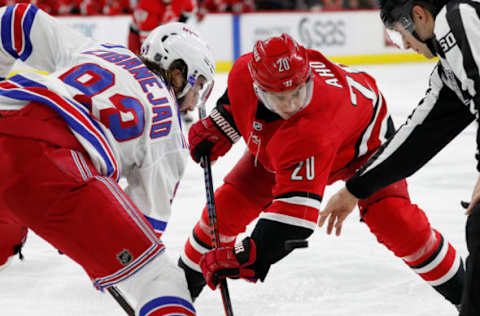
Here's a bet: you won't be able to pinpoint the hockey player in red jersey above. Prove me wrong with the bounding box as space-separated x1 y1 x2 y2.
178 33 465 310
128 0 196 55
195 0 254 21
0 4 215 314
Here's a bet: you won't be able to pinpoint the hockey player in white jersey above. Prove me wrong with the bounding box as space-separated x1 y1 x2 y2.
0 4 214 315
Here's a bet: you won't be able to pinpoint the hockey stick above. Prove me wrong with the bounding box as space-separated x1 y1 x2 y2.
108 286 135 316
197 82 235 316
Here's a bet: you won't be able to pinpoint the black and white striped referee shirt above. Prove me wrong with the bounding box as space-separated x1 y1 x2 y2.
347 0 479 199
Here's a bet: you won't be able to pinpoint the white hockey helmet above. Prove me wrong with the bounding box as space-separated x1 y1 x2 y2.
140 22 215 98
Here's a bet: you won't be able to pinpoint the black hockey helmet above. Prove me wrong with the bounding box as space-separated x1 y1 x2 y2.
379 0 447 31
379 0 449 55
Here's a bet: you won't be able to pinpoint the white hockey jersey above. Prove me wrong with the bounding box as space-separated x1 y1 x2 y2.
0 4 189 236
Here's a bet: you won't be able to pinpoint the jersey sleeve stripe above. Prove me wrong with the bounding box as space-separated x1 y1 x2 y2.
18 4 37 61
353 91 392 163
366 97 390 151
0 78 119 180
9 73 46 88
13 3 27 54
1 6 16 58
356 91 381 157
1 4 37 61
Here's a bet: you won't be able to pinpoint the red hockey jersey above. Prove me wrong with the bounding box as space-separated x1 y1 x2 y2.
133 0 196 32
226 50 392 230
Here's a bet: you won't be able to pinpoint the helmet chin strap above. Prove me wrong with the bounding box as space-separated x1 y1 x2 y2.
425 37 438 56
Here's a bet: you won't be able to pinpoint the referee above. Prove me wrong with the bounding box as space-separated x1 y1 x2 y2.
318 0 480 315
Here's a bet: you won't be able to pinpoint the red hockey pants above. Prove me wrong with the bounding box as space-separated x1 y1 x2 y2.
0 105 164 288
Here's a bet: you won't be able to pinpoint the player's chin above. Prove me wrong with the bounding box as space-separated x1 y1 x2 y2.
280 111 297 120
179 102 195 114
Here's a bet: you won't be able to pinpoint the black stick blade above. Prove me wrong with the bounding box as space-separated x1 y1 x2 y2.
285 239 309 251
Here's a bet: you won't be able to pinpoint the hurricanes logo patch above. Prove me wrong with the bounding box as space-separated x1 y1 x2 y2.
117 249 133 266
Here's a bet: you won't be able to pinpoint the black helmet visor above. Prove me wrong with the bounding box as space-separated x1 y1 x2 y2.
382 1 423 49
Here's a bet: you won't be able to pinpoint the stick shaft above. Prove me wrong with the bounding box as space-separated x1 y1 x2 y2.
108 286 135 316
197 82 234 316
202 156 234 316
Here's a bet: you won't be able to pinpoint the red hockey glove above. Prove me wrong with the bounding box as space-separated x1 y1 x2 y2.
188 108 240 164
200 237 257 290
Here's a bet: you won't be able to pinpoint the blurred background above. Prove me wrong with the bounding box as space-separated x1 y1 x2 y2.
0 0 433 73
0 3 463 316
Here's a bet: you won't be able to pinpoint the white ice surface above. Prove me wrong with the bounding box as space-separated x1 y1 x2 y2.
1 62 473 315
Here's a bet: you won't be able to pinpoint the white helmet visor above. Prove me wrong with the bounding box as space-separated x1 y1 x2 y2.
254 76 314 117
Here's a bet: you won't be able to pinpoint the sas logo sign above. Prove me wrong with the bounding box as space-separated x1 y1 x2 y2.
298 17 346 48
439 32 457 53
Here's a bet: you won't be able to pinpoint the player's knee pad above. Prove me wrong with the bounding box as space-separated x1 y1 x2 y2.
361 196 431 257
119 254 196 316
